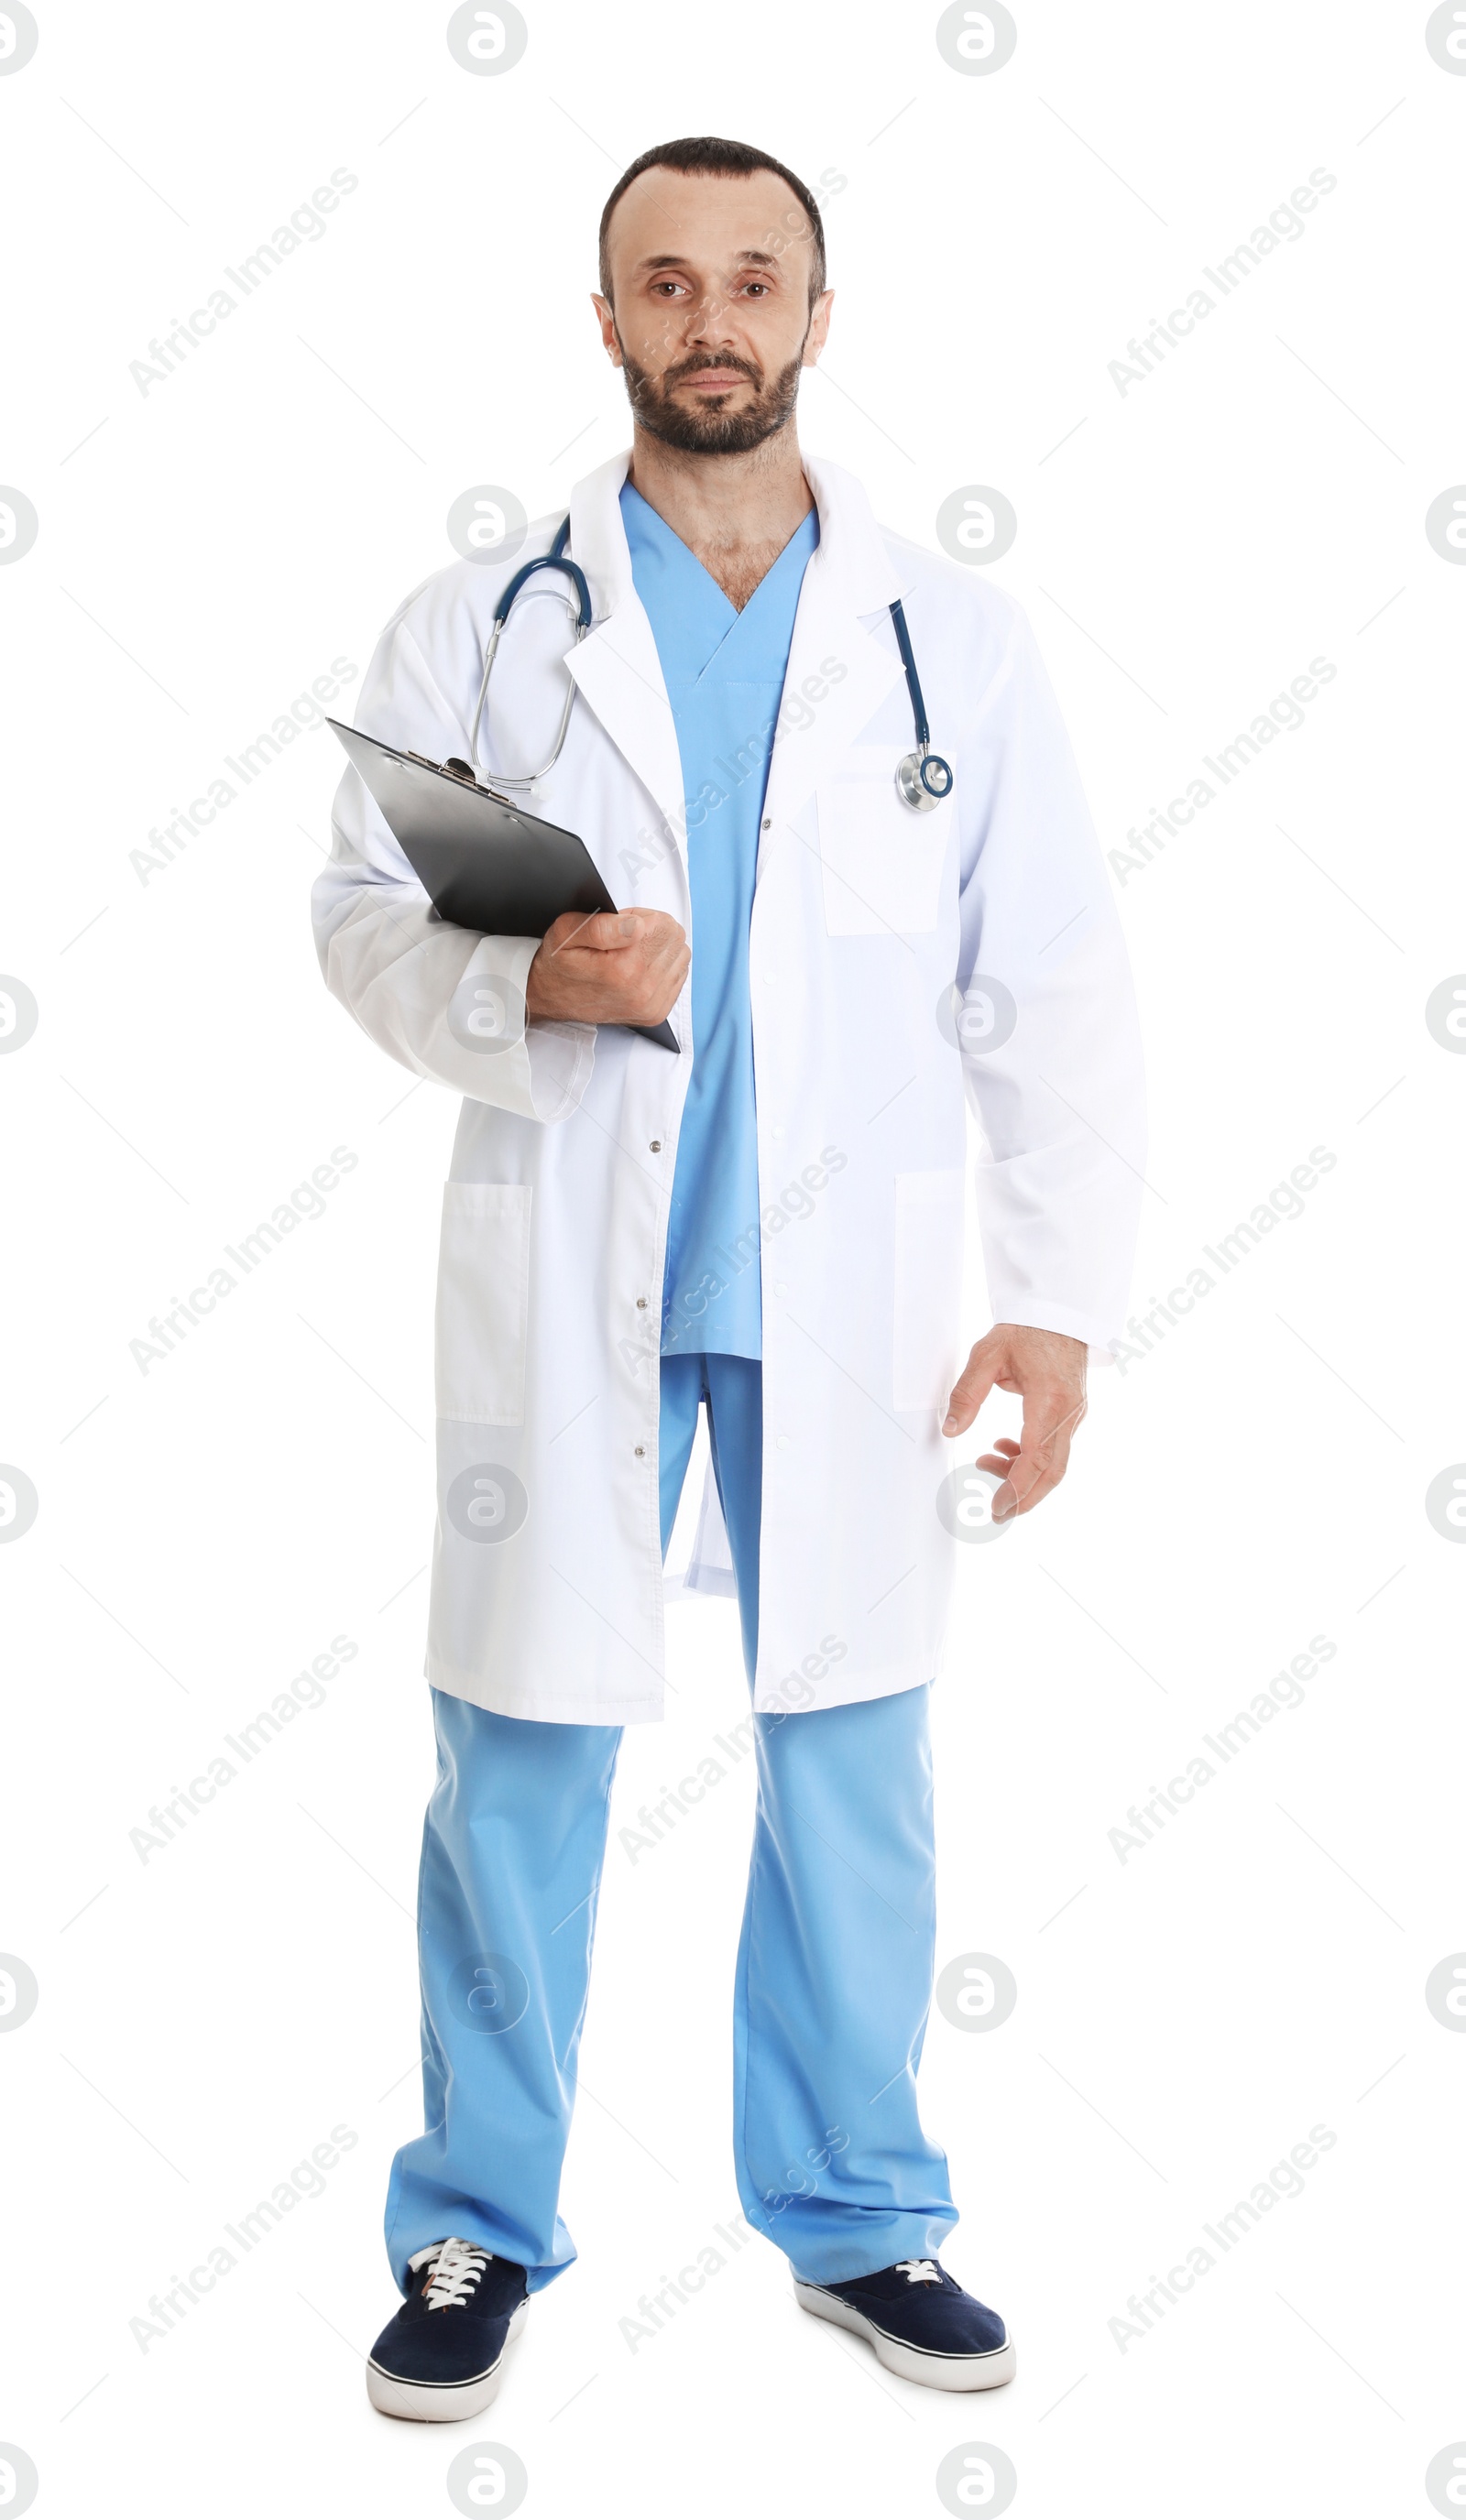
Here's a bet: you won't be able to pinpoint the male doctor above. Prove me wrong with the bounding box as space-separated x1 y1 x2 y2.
313 135 1144 2420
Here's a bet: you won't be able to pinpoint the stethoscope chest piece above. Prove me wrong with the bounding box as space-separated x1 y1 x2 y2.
895 747 954 812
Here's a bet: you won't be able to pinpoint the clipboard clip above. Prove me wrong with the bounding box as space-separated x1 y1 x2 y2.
407 749 514 807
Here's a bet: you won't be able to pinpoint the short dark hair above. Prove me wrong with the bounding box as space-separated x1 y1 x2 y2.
598 136 826 308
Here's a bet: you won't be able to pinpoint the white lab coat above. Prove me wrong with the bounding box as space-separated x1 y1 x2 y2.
312 450 1144 1724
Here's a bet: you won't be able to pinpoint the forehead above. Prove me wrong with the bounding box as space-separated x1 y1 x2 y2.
605 165 814 280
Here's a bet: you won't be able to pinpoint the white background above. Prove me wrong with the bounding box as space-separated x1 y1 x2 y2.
3 3 1464 2515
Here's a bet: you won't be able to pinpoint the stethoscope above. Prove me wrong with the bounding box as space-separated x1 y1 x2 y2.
465 518 591 787
467 516 955 813
887 599 954 812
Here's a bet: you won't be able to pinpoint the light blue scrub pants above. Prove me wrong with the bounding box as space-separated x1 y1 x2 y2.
384 1353 957 2293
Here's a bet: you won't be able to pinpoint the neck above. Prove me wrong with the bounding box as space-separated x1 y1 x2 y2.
625 423 814 562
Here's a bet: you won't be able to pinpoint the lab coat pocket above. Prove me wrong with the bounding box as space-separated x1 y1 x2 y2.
816 749 951 937
892 1169 965 1413
435 1183 531 1425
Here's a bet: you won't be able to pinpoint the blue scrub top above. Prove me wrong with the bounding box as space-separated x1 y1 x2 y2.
620 480 818 1360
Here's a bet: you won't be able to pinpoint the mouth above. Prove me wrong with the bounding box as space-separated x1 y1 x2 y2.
676 367 753 395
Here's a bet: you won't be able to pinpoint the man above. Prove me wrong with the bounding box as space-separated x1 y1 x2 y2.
312 135 1144 2420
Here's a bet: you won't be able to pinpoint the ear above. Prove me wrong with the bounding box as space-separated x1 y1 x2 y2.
802 289 834 366
590 292 622 365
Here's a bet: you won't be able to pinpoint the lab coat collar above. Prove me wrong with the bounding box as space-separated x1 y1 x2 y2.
565 443 913 619
566 448 637 619
563 444 914 850
563 453 684 847
801 448 914 613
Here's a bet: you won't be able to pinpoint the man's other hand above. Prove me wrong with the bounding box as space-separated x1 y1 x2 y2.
943 1324 1089 1522
525 909 690 1028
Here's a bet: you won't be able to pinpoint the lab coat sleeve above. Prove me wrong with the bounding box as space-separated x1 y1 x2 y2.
311 611 595 1123
956 608 1146 1360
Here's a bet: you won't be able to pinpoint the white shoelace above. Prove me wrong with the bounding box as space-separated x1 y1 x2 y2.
896 2258 942 2285
422 2238 492 2310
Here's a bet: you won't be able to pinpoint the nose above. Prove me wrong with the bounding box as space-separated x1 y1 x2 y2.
684 289 737 344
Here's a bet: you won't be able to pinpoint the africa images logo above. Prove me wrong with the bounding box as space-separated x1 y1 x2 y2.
0 485 38 562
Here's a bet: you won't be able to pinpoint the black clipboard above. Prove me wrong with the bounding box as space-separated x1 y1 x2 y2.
329 718 679 1053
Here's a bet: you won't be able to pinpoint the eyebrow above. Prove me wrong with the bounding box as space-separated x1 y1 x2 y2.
631 249 782 274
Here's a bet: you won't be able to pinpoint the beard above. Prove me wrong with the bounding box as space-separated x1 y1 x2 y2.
618 339 804 455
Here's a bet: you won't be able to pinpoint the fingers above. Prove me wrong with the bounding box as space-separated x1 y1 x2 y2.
528 889 688 1015
542 910 637 957
538 911 596 960
546 909 688 959
943 1348 998 1436
993 1384 1086 1520
614 910 686 948
529 908 689 1024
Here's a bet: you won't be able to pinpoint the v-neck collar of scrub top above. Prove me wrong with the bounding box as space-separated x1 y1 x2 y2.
618 479 821 687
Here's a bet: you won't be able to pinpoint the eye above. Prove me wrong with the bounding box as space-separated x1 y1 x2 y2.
742 281 770 297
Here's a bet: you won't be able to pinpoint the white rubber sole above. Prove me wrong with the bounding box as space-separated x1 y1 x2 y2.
794 2282 1016 2391
366 2297 529 2422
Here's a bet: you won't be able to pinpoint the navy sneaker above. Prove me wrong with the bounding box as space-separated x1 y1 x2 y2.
366 2238 529 2422
794 2256 1015 2391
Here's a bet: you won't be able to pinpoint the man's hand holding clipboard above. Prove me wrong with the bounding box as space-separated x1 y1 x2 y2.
328 717 684 1052
525 909 689 1031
